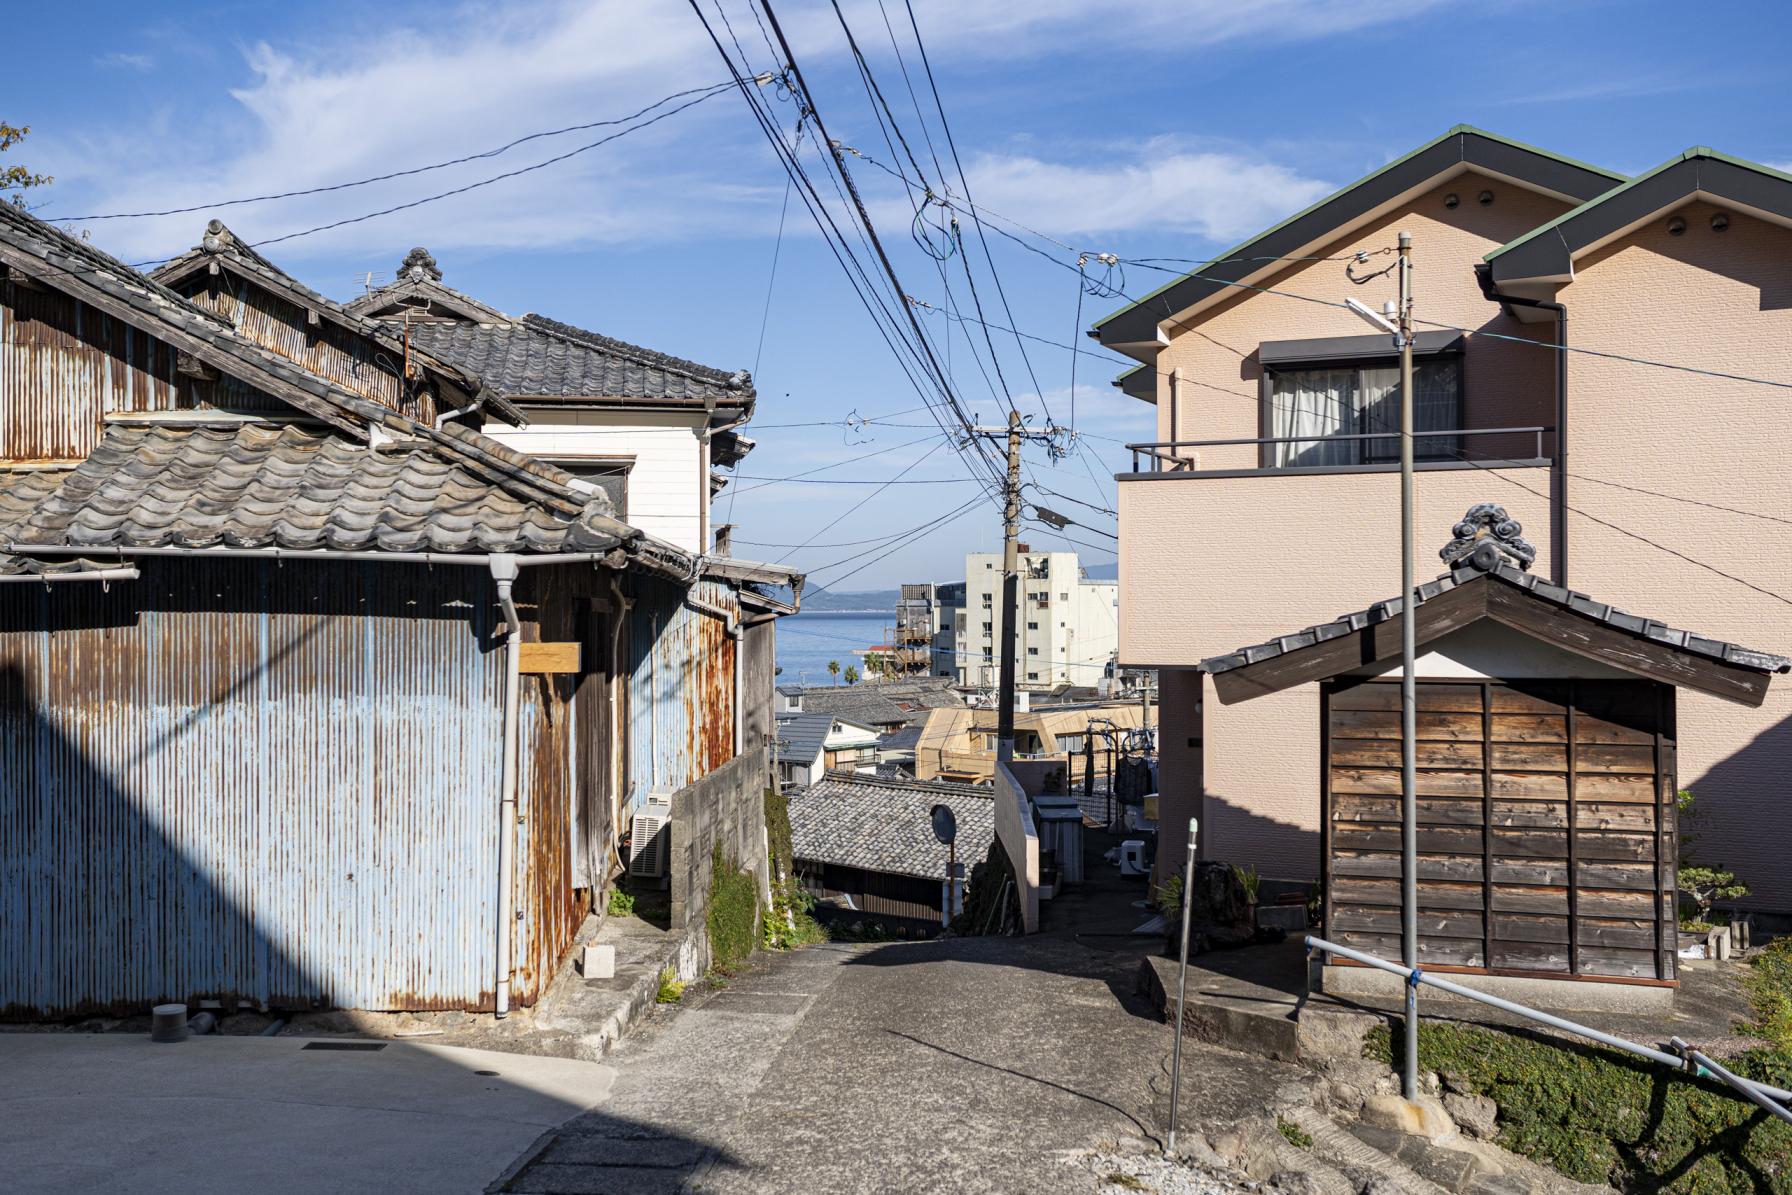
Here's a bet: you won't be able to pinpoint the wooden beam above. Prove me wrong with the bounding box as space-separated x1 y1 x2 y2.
1210 579 1489 705
1482 582 1772 707
519 641 582 674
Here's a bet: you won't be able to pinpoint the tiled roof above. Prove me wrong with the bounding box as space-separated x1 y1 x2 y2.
402 314 752 406
774 713 834 765
1200 508 1792 677
789 773 995 881
0 421 634 556
794 687 913 727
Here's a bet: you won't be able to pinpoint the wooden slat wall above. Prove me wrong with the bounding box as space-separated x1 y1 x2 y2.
1324 678 1674 982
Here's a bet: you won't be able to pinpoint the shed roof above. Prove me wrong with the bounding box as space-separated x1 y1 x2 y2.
793 687 913 728
1201 504 1790 707
789 772 995 881
774 712 834 765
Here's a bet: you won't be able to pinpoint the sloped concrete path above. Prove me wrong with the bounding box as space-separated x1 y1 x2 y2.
501 938 1287 1194
0 1035 617 1195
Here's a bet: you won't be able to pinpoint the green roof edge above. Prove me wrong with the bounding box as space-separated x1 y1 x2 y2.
1484 146 1792 263
1094 125 1625 333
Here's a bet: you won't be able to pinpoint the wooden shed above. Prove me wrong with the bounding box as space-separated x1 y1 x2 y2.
1200 505 1788 989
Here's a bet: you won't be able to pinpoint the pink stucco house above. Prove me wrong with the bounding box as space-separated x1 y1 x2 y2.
1100 127 1792 988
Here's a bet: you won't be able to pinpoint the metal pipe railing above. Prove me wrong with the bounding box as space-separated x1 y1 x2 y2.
1306 935 1792 1108
1127 426 1551 473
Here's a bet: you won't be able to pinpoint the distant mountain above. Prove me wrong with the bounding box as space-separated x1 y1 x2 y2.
800 587 900 612
1081 561 1119 580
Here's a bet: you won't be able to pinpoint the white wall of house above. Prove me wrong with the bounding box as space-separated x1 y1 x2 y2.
482 407 709 552
956 551 1118 690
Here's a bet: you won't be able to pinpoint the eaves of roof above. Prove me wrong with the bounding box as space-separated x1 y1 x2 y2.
1483 148 1792 284
1091 126 1625 354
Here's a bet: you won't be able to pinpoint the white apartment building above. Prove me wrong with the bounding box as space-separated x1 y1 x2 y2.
952 550 1117 691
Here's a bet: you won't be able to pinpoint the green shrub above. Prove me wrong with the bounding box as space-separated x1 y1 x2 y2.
655 966 684 1004
1277 1116 1313 1149
707 845 759 973
1746 937 1792 1054
605 888 636 917
1366 1022 1792 1192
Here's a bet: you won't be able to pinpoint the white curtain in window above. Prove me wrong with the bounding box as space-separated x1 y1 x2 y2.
1269 368 1357 467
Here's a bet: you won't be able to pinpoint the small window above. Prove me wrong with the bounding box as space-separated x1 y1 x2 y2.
544 458 631 518
1059 592 1068 601
1027 621 1038 630
1264 358 1462 467
1027 647 1039 655
1027 671 1039 680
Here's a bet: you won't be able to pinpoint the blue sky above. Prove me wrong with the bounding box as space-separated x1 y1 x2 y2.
10 0 1792 590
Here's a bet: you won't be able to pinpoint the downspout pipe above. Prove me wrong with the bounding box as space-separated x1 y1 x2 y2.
1476 264 1569 588
490 553 523 1018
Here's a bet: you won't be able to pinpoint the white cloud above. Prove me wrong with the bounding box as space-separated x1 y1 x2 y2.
39 0 1428 267
951 143 1334 242
94 52 155 71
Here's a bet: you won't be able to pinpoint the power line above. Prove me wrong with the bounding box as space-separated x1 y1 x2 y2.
727 431 938 494
46 82 736 223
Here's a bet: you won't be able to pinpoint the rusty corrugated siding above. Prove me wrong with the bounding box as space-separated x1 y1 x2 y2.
627 576 738 802
0 558 507 1016
1 286 182 462
186 278 434 422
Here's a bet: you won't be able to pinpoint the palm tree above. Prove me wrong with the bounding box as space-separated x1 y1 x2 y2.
827 659 841 685
844 665 859 685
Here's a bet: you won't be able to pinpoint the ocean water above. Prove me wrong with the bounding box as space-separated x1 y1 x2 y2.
774 610 897 686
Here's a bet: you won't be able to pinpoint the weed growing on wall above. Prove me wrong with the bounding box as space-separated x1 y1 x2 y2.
707 844 759 973
1366 1022 1792 1192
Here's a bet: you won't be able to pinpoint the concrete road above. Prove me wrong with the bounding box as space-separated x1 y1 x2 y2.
503 937 1291 1194
0 1035 617 1195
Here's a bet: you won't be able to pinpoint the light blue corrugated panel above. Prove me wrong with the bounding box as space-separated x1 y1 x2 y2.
0 559 503 1016
625 577 737 811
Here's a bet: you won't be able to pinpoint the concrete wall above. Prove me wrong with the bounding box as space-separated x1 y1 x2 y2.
1555 200 1792 912
669 745 771 966
994 762 1040 933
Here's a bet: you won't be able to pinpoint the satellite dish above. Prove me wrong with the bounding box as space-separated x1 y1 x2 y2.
929 803 957 845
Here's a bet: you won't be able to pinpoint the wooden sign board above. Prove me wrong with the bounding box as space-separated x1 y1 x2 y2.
519 641 581 674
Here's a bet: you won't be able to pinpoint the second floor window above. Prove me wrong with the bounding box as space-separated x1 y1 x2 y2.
1266 358 1460 468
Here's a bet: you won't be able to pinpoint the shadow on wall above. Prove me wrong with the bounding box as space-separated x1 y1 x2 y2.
0 658 334 1019
0 558 506 1016
1683 709 1792 917
1203 791 1319 885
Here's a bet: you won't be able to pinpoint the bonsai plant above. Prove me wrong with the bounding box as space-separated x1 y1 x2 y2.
1676 789 1747 935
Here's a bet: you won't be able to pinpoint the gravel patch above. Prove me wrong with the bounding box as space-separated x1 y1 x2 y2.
1078 1149 1260 1194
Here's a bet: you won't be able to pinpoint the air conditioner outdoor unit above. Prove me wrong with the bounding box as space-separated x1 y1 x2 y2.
629 793 673 880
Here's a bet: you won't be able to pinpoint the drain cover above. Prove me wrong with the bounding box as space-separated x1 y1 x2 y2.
301 1041 387 1051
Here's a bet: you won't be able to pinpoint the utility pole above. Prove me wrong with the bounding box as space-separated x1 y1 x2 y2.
1345 232 1419 1104
963 410 1058 764
1397 230 1419 1104
998 410 1023 762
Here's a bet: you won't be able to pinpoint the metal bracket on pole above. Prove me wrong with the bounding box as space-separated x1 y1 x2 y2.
1167 816 1198 1156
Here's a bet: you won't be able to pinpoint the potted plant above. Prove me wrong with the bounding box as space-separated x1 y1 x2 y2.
1677 789 1748 957
1233 863 1261 925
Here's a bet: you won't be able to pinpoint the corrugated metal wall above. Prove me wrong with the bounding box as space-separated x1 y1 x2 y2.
184 276 435 422
626 576 738 803
1 286 182 462
0 558 517 1016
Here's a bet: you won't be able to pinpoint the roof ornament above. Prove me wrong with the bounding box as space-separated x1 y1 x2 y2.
1441 503 1536 573
399 247 442 282
201 218 233 254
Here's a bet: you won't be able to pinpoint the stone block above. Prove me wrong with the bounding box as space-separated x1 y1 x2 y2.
1359 1093 1456 1142
579 944 617 980
1255 904 1310 933
1444 1092 1499 1140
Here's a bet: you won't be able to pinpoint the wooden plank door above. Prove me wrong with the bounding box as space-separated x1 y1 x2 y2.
1324 678 1674 982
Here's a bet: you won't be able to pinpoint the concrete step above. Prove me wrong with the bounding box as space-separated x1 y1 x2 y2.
1138 953 1303 1062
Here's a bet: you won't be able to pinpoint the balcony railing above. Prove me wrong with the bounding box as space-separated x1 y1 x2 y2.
1126 426 1552 474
